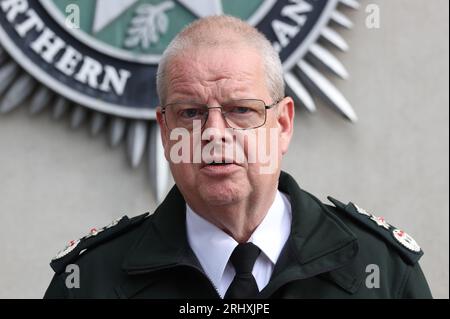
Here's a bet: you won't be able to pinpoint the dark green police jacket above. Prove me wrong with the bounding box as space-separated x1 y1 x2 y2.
44 171 432 299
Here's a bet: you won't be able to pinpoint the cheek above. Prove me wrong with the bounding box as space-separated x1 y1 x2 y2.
265 114 283 150
164 133 200 185
234 127 280 159
170 162 198 191
163 130 198 163
256 126 281 157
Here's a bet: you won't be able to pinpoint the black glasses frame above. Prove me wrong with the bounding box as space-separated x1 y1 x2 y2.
161 98 283 130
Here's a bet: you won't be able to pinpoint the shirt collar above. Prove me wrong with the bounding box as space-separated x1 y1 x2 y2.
250 191 292 264
185 190 292 287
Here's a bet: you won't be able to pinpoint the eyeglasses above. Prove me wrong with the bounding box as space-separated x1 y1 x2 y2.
161 99 281 130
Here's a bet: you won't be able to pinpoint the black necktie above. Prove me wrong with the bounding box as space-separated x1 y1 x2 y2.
224 242 261 299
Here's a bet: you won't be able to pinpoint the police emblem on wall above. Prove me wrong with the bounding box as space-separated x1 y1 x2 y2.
0 0 359 201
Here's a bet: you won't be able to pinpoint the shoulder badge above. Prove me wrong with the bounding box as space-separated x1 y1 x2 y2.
50 212 150 274
327 196 423 265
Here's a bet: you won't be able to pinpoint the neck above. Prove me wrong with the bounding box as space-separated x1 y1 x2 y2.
188 188 278 243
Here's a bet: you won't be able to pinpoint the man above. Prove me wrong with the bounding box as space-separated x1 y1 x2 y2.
44 16 432 299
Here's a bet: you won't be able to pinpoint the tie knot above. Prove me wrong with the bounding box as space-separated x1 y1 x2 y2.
230 242 261 275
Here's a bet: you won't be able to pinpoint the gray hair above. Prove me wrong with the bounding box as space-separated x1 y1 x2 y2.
156 15 285 105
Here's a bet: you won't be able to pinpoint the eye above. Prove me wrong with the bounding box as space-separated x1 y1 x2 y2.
179 108 203 119
230 106 252 114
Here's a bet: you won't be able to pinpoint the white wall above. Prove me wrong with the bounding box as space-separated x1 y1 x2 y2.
0 0 448 298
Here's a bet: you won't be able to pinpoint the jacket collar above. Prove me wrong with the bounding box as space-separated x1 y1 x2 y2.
260 172 363 296
121 171 363 296
122 184 195 273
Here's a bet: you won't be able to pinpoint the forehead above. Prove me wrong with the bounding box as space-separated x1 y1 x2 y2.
165 44 267 97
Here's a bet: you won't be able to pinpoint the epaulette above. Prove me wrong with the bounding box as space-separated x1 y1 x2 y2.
50 212 150 274
327 196 423 265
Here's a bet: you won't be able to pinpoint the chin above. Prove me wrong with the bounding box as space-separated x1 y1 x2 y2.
199 181 247 206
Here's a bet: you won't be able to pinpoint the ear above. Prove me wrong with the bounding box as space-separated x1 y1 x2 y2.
156 106 170 159
277 97 295 155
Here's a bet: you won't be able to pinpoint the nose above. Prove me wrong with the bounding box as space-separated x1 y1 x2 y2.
201 107 234 146
203 107 228 130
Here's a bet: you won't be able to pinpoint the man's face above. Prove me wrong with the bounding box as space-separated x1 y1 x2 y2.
157 44 293 207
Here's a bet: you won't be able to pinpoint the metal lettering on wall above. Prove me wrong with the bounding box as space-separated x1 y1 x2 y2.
0 0 359 201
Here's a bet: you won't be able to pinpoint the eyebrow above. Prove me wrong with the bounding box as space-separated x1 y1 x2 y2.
166 97 260 105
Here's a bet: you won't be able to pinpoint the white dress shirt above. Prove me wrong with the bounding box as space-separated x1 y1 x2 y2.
186 190 292 298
